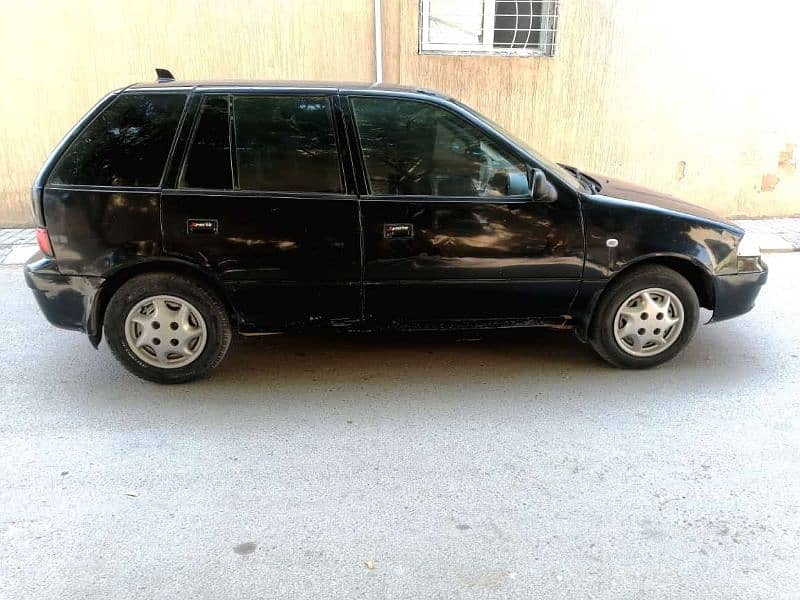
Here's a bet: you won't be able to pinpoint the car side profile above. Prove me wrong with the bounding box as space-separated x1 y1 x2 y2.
25 70 767 383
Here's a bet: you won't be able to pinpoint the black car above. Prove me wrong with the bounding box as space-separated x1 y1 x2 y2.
25 71 767 383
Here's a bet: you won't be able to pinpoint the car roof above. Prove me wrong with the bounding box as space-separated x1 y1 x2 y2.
125 79 444 97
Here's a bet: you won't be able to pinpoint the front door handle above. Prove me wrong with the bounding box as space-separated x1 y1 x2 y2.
187 219 218 235
383 223 414 239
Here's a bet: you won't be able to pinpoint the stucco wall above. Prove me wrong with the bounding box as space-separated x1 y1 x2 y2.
0 0 796 225
0 0 376 226
383 0 800 219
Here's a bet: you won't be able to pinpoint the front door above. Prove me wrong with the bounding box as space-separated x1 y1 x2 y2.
162 91 361 331
345 94 583 323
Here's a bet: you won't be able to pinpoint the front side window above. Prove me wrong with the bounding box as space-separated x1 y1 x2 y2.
233 95 342 193
420 0 560 57
50 93 187 187
181 95 232 189
351 96 528 197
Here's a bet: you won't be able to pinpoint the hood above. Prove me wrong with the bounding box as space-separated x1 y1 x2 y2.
576 169 741 231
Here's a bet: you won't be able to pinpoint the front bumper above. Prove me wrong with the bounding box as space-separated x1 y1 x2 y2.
710 258 768 322
24 252 104 339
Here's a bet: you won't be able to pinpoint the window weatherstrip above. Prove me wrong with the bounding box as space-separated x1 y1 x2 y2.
324 95 348 195
44 184 162 194
176 94 206 190
162 188 357 200
158 94 192 189
229 94 238 190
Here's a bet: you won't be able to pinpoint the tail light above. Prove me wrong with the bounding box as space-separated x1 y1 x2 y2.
36 227 54 257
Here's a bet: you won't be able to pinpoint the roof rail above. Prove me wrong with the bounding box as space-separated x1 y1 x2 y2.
155 68 175 83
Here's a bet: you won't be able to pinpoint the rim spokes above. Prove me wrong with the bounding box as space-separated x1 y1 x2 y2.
133 330 150 347
177 304 191 328
124 295 207 369
641 291 661 314
628 331 644 352
658 294 672 313
613 287 685 357
618 319 637 338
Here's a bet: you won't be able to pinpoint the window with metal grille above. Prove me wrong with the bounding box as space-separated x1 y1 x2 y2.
420 0 559 57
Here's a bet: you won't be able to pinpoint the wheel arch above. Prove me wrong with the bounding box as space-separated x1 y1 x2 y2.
87 259 237 347
579 254 715 340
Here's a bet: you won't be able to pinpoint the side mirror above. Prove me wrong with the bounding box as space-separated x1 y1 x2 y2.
528 167 558 203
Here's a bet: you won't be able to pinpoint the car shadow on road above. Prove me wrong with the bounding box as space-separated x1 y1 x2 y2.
191 322 761 401
217 328 598 377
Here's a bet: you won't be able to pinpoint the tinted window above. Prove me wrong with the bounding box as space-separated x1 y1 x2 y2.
233 95 341 192
181 95 232 189
50 93 186 187
351 97 527 197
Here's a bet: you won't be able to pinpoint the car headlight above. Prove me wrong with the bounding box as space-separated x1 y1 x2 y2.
736 233 762 273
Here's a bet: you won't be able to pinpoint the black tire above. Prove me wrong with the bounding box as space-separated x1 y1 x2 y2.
589 265 699 369
104 272 232 384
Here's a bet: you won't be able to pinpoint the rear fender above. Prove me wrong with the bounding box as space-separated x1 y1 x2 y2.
88 258 237 347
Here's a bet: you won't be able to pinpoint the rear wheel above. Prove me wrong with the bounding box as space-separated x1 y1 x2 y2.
104 273 232 383
589 265 699 368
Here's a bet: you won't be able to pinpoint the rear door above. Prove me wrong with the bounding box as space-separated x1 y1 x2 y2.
162 90 361 331
344 93 583 323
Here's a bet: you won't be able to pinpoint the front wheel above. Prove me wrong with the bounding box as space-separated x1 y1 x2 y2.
589 265 699 369
104 273 232 383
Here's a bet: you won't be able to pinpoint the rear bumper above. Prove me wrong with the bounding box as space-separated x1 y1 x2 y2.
709 258 768 322
24 253 104 339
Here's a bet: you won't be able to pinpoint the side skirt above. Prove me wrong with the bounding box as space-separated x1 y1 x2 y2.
387 316 575 333
237 316 576 336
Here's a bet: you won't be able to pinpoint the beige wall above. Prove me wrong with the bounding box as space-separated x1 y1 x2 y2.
384 0 800 218
1 0 797 225
0 0 376 226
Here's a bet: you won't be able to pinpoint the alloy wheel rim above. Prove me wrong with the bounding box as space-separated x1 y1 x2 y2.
124 295 208 369
612 287 685 357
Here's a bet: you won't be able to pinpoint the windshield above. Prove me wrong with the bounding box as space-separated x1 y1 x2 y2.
452 99 584 190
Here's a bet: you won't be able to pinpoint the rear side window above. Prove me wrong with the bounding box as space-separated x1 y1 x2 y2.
233 95 342 193
50 93 187 187
180 95 232 189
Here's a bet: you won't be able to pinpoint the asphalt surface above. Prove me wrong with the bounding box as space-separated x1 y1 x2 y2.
1 255 798 600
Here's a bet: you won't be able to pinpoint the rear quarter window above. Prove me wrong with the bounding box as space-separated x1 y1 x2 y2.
49 92 187 187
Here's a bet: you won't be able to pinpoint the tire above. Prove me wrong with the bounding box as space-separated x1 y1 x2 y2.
104 272 232 383
589 265 699 369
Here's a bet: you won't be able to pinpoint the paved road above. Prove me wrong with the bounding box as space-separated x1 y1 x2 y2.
1 256 798 600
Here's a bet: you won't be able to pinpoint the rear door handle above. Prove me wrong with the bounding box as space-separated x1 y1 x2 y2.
187 219 218 235
383 223 414 239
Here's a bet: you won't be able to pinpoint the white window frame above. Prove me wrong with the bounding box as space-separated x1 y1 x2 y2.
419 0 559 57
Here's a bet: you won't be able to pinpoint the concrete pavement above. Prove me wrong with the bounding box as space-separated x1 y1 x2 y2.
1 255 799 599
0 228 36 265
734 219 800 252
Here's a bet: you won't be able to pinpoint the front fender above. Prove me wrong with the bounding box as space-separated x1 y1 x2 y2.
569 194 739 340
580 194 740 279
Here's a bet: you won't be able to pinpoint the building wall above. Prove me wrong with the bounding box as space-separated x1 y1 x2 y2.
0 0 376 226
384 0 800 219
1 0 796 225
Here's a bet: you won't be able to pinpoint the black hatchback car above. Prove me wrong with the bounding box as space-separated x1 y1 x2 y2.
25 72 767 383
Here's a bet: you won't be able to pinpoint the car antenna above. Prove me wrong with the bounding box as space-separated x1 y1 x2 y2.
155 68 175 83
